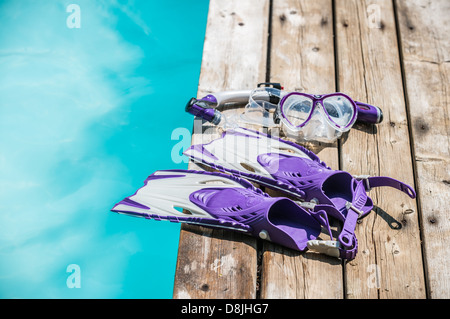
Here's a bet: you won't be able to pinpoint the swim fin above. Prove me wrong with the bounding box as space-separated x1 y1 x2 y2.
111 169 328 253
183 128 416 255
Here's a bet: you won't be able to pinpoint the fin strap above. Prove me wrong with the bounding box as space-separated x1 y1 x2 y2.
339 203 362 248
340 235 358 260
309 205 359 260
307 235 358 260
355 175 416 198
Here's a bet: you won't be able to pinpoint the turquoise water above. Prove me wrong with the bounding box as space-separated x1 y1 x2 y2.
0 0 209 298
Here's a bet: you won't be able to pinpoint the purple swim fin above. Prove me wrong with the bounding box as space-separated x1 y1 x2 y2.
111 169 327 253
183 127 416 259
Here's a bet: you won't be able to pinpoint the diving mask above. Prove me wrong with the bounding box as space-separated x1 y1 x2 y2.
276 92 359 142
241 87 382 142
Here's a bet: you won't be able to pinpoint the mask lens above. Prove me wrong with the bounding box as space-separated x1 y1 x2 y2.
322 95 355 128
281 94 313 127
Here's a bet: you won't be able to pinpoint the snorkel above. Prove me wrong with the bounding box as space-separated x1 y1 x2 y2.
185 90 251 126
185 83 383 141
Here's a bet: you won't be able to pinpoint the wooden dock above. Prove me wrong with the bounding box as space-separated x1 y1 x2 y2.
173 0 449 299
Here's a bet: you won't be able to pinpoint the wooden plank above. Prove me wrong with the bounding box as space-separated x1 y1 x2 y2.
395 0 450 299
173 0 270 299
259 0 344 299
335 0 426 298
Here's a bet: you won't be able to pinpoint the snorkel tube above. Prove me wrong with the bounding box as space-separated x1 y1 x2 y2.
185 90 251 126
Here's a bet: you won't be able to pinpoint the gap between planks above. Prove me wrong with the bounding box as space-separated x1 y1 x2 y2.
174 0 433 299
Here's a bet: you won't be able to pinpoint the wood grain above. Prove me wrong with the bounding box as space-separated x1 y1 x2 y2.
396 0 450 299
259 0 344 299
173 0 269 299
335 0 425 298
173 0 449 299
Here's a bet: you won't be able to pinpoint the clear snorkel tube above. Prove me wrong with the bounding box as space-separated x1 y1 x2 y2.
240 86 285 128
185 90 251 129
185 83 286 129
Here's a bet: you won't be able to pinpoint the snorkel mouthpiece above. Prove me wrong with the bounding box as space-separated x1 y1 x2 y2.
185 96 222 125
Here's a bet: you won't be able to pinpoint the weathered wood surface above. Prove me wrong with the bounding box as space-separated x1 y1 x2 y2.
260 0 343 299
396 0 450 299
173 0 449 299
173 0 269 299
335 0 425 299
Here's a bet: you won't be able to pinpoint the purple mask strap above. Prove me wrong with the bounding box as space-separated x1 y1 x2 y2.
355 101 383 124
